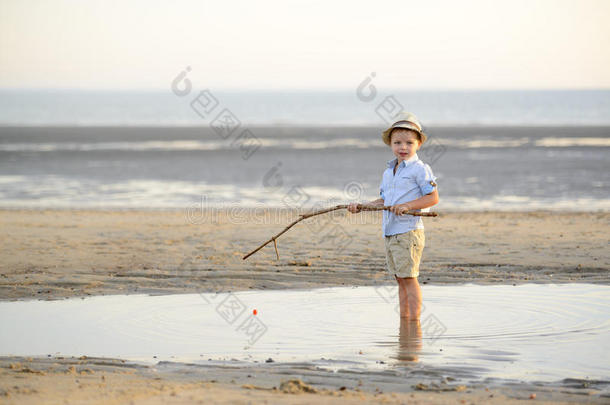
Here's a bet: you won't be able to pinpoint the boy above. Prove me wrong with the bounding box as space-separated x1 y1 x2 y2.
348 112 439 320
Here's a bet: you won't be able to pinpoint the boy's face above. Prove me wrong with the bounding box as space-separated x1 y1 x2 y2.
390 129 421 164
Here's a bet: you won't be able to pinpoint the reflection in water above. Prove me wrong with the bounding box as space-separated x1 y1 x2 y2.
394 318 423 362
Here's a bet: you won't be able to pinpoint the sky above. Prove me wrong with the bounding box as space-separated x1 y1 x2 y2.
0 0 609 91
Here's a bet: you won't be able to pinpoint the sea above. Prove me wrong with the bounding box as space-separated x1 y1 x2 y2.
0 89 609 211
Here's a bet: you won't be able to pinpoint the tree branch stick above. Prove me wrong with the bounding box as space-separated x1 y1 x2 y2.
242 204 438 260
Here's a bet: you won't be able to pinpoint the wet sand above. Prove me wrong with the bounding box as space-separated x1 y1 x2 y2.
1 208 609 403
1 356 607 404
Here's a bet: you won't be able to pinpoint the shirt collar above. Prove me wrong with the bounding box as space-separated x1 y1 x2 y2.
387 153 419 169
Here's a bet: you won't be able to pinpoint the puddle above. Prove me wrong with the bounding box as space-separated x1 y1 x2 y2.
1 283 609 385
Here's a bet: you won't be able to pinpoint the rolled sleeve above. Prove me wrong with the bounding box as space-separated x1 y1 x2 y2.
416 163 437 195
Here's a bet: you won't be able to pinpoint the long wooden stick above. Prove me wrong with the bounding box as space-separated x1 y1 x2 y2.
242 204 438 260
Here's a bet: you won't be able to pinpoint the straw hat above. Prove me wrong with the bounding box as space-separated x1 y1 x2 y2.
382 111 427 145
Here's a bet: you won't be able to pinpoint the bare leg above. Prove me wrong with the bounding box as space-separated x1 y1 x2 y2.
395 275 410 318
404 277 422 320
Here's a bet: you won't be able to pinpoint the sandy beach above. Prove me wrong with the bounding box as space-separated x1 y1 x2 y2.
1 209 608 300
2 0 609 401
1 208 609 404
1 355 606 404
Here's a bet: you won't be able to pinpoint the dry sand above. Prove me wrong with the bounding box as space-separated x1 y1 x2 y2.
1 208 609 404
1 209 608 300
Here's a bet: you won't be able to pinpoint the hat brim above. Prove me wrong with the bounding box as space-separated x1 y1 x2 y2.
382 123 427 145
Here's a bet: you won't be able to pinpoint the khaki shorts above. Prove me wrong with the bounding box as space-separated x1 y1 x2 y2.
384 229 425 278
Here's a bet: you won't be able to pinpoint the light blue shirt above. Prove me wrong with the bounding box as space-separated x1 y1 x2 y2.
380 153 437 236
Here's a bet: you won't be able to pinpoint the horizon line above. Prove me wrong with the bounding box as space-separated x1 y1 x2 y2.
1 87 610 93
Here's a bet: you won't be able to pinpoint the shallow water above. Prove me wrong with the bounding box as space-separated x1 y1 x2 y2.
1 126 609 211
1 284 609 385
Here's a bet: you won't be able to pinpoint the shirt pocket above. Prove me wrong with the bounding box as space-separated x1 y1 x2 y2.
395 174 419 192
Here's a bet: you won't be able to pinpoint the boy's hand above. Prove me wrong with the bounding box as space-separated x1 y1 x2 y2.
347 203 361 213
390 203 411 215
